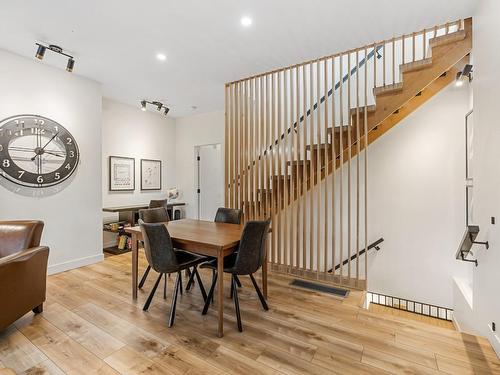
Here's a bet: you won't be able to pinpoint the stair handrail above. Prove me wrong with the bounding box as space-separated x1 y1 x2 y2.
328 237 384 273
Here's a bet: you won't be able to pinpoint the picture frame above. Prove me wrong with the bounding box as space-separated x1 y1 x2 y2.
109 156 135 191
140 159 162 191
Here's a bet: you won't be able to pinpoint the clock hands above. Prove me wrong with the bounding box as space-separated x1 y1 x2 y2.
31 131 60 161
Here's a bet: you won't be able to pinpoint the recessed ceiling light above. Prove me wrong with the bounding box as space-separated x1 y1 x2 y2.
241 16 252 27
156 53 167 61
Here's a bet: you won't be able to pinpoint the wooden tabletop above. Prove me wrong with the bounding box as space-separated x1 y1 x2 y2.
103 202 185 212
125 219 243 253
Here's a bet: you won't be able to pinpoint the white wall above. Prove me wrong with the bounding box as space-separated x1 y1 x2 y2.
0 49 103 274
366 83 471 307
175 111 224 219
101 98 177 246
452 0 500 355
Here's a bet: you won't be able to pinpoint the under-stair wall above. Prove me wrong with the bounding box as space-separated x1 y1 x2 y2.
224 19 471 289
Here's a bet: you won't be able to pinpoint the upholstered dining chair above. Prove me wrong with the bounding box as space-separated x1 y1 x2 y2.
0 220 49 331
188 207 243 294
137 207 170 291
149 199 168 209
139 220 207 327
200 219 270 332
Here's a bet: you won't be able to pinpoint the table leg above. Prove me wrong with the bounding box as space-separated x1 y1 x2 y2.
131 233 138 300
263 257 268 299
217 252 224 337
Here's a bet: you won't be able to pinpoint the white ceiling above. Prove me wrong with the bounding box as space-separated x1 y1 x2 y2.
0 0 478 117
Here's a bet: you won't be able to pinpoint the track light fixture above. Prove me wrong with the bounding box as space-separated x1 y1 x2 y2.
140 100 170 116
456 64 473 87
35 43 76 73
36 44 46 60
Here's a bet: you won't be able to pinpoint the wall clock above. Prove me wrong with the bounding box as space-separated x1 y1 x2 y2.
0 115 80 188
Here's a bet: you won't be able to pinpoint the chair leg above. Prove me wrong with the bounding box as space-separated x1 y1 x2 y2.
168 272 181 327
232 276 243 332
230 277 234 299
186 266 196 291
138 265 151 289
202 272 218 315
234 275 242 288
249 274 269 311
143 273 163 311
32 303 43 314
179 273 183 296
163 273 168 299
193 266 207 302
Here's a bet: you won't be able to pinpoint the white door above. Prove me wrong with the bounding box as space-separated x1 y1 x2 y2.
196 144 223 221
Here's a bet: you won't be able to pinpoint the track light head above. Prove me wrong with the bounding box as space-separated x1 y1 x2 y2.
36 44 46 60
141 100 147 111
156 102 163 111
164 107 170 116
66 58 75 72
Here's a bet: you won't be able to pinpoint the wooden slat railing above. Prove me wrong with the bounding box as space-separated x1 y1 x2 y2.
225 19 465 288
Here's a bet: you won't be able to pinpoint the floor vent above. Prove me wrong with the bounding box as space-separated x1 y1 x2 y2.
290 279 349 297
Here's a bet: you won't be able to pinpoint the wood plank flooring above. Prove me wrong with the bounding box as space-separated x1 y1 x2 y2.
0 252 498 374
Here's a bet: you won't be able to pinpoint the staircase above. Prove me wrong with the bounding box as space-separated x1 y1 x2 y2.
224 18 472 289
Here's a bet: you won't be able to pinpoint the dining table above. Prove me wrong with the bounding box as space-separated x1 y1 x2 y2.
124 218 268 337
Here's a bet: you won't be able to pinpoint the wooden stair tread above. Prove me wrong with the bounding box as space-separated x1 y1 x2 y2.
349 104 376 116
400 58 433 73
287 160 311 166
429 30 466 48
306 143 331 151
373 82 404 96
327 125 351 134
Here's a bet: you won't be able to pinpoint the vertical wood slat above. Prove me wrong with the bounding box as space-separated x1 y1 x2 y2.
339 55 344 280
364 46 369 282
309 63 314 272
316 60 321 277
229 84 234 209
355 50 360 280
259 77 265 220
292 67 298 270
295 66 301 271
277 72 282 265
225 85 229 208
382 42 386 86
392 38 395 85
302 65 308 271
331 56 336 276
244 80 249 221
323 58 329 274
271 73 277 264
283 70 289 269
347 53 352 279
412 32 416 62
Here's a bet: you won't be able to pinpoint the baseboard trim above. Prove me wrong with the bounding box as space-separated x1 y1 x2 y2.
48 253 103 275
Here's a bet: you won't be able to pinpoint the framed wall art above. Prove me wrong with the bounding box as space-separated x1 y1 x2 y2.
109 156 135 191
140 159 161 191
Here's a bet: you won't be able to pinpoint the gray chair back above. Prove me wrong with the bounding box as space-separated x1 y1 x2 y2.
231 220 271 275
139 220 178 274
139 207 170 223
214 208 242 225
149 199 168 209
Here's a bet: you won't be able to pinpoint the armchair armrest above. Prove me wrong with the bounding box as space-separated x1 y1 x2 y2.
0 246 49 330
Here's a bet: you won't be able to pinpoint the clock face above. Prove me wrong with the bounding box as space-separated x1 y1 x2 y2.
0 115 79 188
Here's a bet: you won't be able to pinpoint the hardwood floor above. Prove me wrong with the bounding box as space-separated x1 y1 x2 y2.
0 252 498 374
